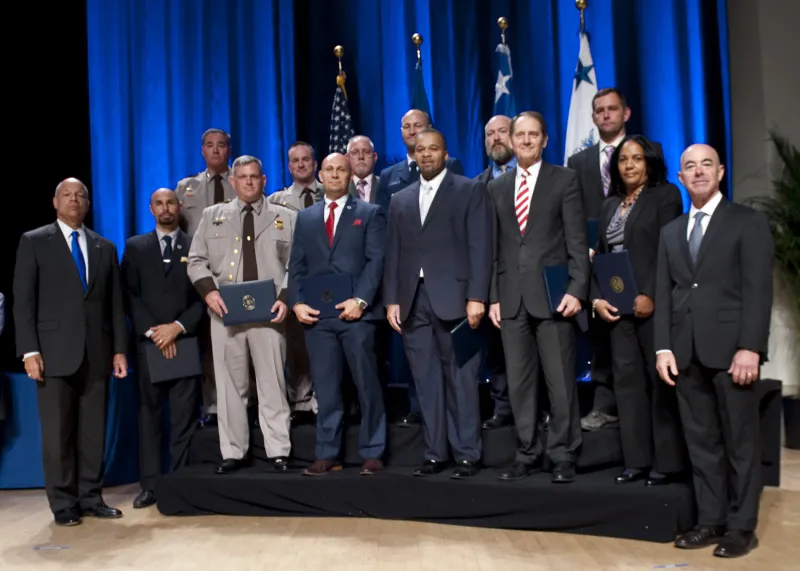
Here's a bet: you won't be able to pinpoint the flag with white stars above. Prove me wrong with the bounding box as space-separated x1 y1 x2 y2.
328 86 355 155
563 32 599 165
493 42 516 117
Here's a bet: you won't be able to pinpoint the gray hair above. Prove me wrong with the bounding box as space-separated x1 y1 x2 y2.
54 178 89 198
346 135 375 154
232 155 263 175
201 128 231 146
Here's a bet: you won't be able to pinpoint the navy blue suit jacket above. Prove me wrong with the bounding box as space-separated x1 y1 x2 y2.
288 195 386 321
383 170 492 323
375 157 464 214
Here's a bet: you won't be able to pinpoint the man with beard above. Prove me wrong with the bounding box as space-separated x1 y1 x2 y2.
567 88 664 433
475 115 516 430
347 135 380 203
121 189 203 508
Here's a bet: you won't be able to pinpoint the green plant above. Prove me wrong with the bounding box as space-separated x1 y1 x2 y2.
746 130 800 325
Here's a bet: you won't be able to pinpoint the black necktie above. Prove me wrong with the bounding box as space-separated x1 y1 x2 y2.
302 188 314 208
162 235 172 262
213 174 224 204
242 205 258 281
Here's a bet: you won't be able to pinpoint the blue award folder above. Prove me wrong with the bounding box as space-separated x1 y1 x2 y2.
593 251 639 315
299 273 354 319
143 337 202 383
586 218 600 250
219 279 277 326
450 317 489 368
542 264 589 332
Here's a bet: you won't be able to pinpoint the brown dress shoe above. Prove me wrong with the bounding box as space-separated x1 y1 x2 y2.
302 459 341 476
360 459 383 475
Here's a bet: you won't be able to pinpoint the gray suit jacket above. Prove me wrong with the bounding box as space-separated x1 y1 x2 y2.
348 174 381 203
175 168 236 236
268 181 323 212
187 198 297 303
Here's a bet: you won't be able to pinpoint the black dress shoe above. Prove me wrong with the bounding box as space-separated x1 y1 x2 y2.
481 415 512 430
616 468 647 484
580 410 618 431
398 412 422 428
83 502 123 519
133 490 156 509
451 460 479 479
271 457 290 472
216 458 248 474
674 525 725 549
646 471 684 486
498 461 541 481
413 460 447 476
551 461 576 483
54 509 82 526
713 530 758 558
290 410 316 426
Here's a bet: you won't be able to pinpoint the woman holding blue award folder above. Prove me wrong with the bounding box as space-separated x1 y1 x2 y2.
590 135 686 486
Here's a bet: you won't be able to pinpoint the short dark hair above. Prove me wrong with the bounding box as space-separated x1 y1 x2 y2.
288 141 316 160
608 134 668 197
201 128 231 146
510 111 548 138
592 88 628 112
415 127 447 150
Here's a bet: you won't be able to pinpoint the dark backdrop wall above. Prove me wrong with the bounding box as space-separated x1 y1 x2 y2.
0 0 731 371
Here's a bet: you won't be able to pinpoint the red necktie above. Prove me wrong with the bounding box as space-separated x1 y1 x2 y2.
326 202 338 247
515 169 531 232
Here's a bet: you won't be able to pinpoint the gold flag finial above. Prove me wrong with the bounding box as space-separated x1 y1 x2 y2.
497 17 508 45
333 45 348 99
576 0 587 33
412 33 423 62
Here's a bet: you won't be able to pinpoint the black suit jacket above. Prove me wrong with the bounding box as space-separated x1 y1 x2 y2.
488 163 590 320
590 183 683 302
13 222 128 377
568 140 664 219
475 166 493 187
375 156 464 213
654 197 774 370
384 170 492 323
120 230 204 339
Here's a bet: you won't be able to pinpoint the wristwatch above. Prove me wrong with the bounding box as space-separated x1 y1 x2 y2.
354 298 368 310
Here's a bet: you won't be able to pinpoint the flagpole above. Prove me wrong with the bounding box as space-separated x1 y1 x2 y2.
333 44 348 100
577 0 587 33
497 17 508 45
412 33 422 62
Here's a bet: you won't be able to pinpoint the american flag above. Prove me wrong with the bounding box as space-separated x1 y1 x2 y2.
328 86 355 155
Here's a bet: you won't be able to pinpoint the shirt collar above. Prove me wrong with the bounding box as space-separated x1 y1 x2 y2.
57 219 85 240
324 194 349 209
493 157 517 177
206 169 229 181
156 227 179 242
516 160 543 180
689 190 723 219
420 167 448 192
352 174 371 186
237 196 265 214
600 134 626 153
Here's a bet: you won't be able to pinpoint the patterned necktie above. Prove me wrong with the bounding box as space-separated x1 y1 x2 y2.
357 179 368 201
500 165 507 174
71 230 87 291
689 211 706 264
212 174 224 204
242 205 258 281
515 169 531 233
302 188 314 208
162 235 172 264
326 202 338 247
601 145 614 196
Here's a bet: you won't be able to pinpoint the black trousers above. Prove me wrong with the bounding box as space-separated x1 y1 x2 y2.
138 344 199 491
37 353 107 514
589 315 616 414
501 309 581 464
484 326 511 418
608 316 686 472
677 358 761 531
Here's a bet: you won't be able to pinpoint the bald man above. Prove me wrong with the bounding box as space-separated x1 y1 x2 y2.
289 153 387 475
120 189 204 508
13 178 128 525
655 144 773 557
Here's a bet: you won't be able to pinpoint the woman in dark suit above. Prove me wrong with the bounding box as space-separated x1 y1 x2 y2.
590 135 686 485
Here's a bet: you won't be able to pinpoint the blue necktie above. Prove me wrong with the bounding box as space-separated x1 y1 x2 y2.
71 230 87 291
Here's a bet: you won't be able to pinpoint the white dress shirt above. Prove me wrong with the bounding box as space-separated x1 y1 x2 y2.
352 175 372 202
514 160 543 197
323 194 350 235
145 227 186 338
686 190 723 240
599 133 626 173
418 168 448 277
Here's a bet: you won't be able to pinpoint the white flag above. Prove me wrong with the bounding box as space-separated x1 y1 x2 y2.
563 32 599 165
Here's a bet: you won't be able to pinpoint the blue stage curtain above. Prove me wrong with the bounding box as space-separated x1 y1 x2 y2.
86 0 296 252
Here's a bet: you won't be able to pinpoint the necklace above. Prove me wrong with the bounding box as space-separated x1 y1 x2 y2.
621 187 644 210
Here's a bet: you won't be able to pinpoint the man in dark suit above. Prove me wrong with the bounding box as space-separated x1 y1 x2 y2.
121 189 204 508
384 128 492 479
566 87 663 432
13 178 128 525
655 144 772 558
476 115 517 429
488 112 589 483
347 135 381 203
374 109 464 427
289 153 387 475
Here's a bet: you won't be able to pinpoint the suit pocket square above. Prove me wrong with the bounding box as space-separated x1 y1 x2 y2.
352 219 363 226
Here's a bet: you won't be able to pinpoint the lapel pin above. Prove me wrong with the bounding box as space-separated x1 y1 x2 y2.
177 244 182 250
